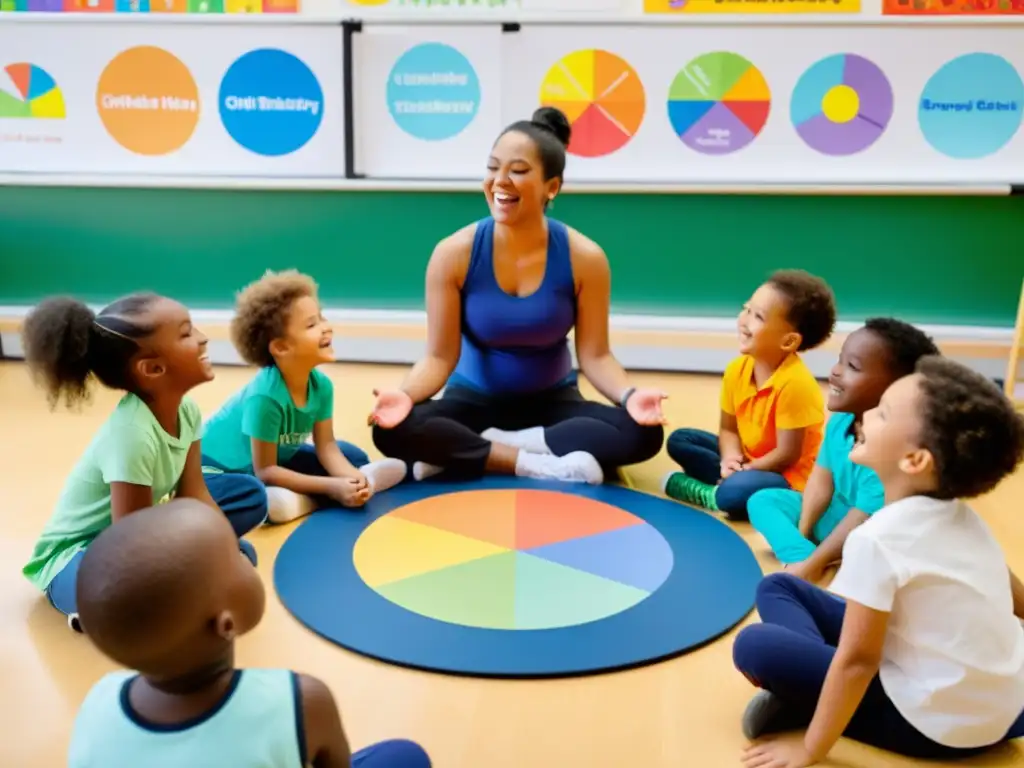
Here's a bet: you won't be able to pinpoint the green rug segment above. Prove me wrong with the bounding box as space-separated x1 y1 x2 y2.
376 551 516 629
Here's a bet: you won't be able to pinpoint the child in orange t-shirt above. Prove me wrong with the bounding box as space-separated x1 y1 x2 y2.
663 270 836 520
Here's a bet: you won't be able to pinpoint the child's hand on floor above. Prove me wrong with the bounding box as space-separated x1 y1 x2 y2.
326 477 372 508
742 733 816 767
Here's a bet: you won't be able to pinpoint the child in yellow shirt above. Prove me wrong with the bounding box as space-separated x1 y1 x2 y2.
664 270 836 520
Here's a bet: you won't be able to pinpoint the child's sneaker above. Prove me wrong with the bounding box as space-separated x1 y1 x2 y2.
662 471 719 511
741 690 809 739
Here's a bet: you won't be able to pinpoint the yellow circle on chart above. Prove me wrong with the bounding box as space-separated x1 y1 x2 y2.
821 84 859 124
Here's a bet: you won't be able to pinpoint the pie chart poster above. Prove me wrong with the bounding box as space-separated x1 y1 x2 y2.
501 26 1024 184
0 22 345 176
355 27 503 179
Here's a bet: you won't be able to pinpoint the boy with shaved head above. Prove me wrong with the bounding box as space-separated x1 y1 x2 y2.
69 499 430 768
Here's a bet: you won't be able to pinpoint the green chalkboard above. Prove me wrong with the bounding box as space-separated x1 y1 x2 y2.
0 186 1021 326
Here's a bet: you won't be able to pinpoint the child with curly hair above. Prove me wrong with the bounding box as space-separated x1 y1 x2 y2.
747 318 940 583
20 293 266 632
664 270 837 520
69 499 431 768
201 271 406 523
735 356 1024 765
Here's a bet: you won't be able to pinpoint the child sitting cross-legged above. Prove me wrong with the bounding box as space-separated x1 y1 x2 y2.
734 356 1024 765
20 293 266 633
68 499 431 768
201 271 407 523
747 319 940 583
663 270 837 520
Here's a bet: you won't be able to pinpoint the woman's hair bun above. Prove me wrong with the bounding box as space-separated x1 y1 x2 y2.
531 106 572 148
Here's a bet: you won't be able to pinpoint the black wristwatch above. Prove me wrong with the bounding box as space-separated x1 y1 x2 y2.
618 387 637 408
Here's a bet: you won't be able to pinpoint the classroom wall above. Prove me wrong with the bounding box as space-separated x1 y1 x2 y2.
0 185 1021 327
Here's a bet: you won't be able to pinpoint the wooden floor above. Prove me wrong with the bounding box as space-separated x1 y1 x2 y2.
2 360 1022 768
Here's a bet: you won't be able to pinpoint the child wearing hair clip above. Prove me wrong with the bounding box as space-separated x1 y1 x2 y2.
21 294 267 632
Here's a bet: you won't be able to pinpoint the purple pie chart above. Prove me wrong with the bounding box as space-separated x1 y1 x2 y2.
791 54 894 157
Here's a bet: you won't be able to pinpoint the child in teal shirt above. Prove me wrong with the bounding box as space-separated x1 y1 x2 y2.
69 499 431 768
202 271 406 523
20 293 265 631
747 318 939 583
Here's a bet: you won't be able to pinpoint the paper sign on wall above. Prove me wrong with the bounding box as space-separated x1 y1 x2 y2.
353 26 503 178
0 23 343 175
883 0 1024 13
491 25 1024 183
644 0 860 13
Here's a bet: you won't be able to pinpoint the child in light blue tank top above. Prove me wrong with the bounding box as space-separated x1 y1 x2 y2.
747 319 940 583
69 499 430 768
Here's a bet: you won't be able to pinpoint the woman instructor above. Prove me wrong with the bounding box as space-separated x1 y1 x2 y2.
370 107 666 485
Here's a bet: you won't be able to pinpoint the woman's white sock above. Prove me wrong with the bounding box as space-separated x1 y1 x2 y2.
514 451 603 484
412 462 444 481
481 426 551 454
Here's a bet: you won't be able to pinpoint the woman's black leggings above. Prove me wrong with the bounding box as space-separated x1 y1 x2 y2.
372 383 664 479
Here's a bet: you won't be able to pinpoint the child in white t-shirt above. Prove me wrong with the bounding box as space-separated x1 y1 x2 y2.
733 356 1024 764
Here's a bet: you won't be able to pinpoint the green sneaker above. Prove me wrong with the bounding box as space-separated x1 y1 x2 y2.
662 471 719 511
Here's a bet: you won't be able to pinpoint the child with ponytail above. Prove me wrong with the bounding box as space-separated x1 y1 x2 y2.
20 293 268 632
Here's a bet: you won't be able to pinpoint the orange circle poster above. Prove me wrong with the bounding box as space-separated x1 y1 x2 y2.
96 46 200 156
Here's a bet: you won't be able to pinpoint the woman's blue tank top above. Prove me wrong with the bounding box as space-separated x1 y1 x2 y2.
449 217 576 395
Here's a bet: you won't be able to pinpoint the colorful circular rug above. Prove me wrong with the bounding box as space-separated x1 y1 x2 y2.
274 477 762 678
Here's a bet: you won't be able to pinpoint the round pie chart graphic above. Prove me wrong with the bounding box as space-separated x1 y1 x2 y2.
0 64 65 119
354 488 673 630
667 52 771 155
791 54 894 156
539 49 645 158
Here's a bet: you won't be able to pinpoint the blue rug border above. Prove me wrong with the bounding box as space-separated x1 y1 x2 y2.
272 477 764 679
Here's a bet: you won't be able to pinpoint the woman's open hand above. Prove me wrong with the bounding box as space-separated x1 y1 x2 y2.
625 388 668 426
368 388 413 429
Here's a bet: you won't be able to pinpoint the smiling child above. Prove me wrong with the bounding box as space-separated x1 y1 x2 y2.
747 319 940 582
734 356 1024 765
663 270 836 520
201 271 406 523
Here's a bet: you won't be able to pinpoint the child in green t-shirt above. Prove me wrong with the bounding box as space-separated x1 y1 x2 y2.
20 293 266 632
202 271 406 523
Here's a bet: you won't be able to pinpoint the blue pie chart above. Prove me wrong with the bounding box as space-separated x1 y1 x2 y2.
919 53 1024 160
